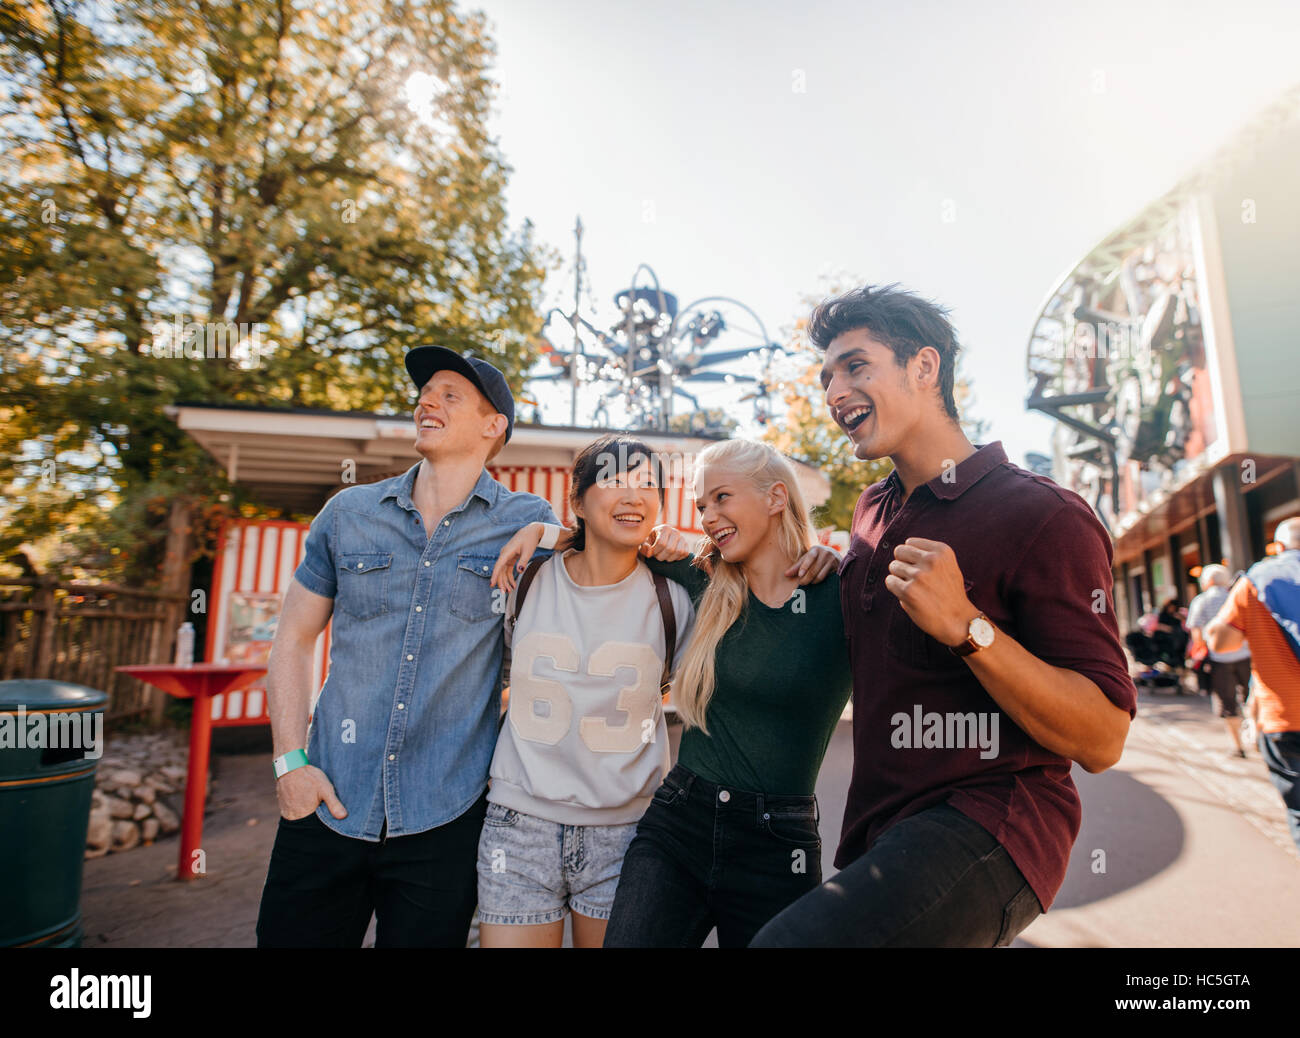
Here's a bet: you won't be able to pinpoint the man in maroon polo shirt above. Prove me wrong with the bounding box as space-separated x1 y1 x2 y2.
751 284 1136 947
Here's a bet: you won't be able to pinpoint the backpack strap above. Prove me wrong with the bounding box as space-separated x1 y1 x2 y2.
501 555 548 716
507 555 548 635
652 571 677 695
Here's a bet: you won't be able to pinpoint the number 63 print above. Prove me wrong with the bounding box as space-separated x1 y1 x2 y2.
509 632 662 753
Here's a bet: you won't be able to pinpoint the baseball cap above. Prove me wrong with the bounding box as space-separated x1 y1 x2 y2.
404 346 516 444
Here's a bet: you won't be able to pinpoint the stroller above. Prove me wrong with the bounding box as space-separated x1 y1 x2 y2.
1126 613 1192 693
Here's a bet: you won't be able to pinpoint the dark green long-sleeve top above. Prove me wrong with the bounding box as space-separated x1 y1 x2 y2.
645 555 852 796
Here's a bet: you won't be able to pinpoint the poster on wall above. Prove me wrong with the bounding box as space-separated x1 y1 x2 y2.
222 590 282 665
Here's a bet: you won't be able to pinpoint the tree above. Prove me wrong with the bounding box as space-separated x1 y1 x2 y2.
0 0 552 580
763 289 987 532
667 407 738 438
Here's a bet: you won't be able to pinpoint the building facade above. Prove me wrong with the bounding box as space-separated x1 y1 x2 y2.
1025 89 1300 633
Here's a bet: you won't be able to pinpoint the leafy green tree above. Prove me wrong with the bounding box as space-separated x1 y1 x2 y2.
0 0 552 579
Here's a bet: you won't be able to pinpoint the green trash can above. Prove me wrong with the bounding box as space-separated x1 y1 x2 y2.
0 679 109 947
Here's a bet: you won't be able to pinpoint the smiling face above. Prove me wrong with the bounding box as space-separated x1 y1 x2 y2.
412 370 505 462
694 463 785 565
573 457 662 551
819 327 934 461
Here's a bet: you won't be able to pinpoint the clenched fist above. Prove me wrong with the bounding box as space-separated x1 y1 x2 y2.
883 537 980 648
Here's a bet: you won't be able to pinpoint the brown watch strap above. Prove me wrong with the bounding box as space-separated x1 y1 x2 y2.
948 612 988 657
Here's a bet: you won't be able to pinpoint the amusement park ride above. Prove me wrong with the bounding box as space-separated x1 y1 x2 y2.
525 217 787 434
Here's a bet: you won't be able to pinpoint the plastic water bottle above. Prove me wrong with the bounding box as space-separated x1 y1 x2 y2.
175 622 195 666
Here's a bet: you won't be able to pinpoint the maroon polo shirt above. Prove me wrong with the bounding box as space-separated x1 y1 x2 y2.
836 441 1137 910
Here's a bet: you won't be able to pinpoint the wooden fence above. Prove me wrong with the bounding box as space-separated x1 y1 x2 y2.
0 578 187 723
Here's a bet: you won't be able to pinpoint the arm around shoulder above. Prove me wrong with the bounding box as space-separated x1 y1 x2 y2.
642 552 710 601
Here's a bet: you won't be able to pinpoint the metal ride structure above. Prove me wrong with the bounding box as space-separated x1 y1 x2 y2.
1024 84 1300 537
1025 199 1214 535
528 218 785 434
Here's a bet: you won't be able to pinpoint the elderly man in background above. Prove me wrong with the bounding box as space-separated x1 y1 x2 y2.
1187 564 1252 757
1207 518 1300 851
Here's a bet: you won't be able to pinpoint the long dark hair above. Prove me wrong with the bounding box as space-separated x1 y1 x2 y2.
569 435 666 552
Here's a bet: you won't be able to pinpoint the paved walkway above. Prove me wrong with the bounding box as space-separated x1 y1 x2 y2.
79 687 1298 947
1018 688 1300 948
81 744 285 948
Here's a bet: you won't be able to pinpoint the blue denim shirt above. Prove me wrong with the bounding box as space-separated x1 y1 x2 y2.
292 463 558 840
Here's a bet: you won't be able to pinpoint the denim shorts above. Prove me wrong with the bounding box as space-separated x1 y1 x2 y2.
475 801 639 924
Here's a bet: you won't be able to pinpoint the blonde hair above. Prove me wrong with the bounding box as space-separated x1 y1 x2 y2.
672 439 815 734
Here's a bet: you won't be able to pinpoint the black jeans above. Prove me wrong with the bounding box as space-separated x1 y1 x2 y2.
1260 731 1300 852
750 802 1042 947
255 793 487 948
604 765 823 948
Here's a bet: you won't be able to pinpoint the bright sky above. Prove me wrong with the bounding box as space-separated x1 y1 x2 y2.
472 0 1300 462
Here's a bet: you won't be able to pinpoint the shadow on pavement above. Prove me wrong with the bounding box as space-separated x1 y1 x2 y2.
1050 764 1185 910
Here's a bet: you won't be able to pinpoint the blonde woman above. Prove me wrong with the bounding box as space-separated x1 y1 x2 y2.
495 439 847 947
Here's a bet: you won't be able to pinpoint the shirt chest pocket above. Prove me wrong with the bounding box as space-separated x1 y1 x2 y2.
450 553 499 623
337 552 393 621
886 577 978 669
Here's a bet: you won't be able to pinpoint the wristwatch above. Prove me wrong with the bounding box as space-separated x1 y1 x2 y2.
950 612 996 657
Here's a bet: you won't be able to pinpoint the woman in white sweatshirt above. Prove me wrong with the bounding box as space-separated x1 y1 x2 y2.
475 434 695 948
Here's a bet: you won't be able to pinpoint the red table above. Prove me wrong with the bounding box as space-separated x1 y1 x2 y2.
115 664 268 881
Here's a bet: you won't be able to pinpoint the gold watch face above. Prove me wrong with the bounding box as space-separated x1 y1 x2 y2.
970 616 995 648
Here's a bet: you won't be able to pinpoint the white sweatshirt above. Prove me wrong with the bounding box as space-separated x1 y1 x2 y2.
488 551 695 826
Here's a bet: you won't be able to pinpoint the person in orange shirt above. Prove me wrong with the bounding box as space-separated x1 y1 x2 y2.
1207 517 1300 851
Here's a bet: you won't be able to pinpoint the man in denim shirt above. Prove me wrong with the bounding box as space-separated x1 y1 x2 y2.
256 347 559 947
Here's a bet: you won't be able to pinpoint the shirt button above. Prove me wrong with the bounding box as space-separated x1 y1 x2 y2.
415 606 422 612
424 561 430 567
718 790 730 803
388 754 395 761
356 562 364 569
397 703 405 710
406 654 413 661
482 565 489 572
443 519 450 526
